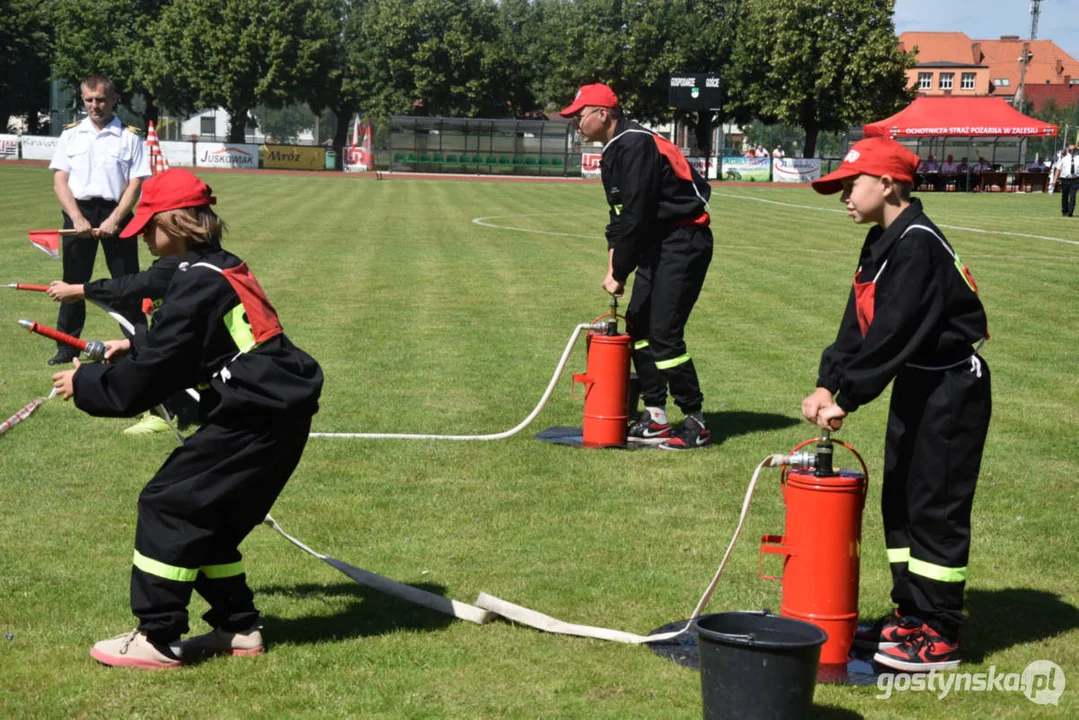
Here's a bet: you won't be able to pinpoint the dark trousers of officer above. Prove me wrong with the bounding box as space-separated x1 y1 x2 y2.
131 419 312 644
883 357 991 639
57 199 145 349
1059 177 1077 216
625 225 713 415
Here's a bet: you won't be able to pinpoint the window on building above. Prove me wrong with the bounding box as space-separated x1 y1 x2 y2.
918 73 933 90
200 117 214 136
939 73 954 90
994 78 1011 87
961 73 976 90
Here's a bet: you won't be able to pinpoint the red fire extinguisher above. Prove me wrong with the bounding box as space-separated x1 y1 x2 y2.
572 299 632 448
759 432 870 670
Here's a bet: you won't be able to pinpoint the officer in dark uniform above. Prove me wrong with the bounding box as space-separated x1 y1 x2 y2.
47 74 150 365
560 83 714 450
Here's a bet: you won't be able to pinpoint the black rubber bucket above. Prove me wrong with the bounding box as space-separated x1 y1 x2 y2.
693 611 828 720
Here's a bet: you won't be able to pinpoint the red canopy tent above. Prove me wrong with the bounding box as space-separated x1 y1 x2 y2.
864 97 1057 138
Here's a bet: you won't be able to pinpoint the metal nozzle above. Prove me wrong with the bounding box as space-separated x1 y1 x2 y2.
18 319 33 329
82 340 107 363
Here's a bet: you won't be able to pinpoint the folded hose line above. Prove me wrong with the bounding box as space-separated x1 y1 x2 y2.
267 455 787 644
310 324 596 441
263 515 494 625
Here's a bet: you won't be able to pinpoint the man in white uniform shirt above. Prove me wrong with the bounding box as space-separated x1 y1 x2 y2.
47 74 151 365
1053 145 1077 216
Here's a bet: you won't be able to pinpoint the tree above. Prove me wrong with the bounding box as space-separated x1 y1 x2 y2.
528 0 740 127
725 0 914 157
151 0 335 143
50 0 169 128
0 0 52 133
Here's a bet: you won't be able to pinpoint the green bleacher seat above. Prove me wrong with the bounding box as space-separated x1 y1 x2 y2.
394 153 406 163
445 154 458 163
406 153 418 163
525 156 537 166
419 153 432 163
485 155 497 165
499 156 511 166
538 157 550 167
551 157 563 168
511 156 524 166
472 155 483 164
432 153 443 163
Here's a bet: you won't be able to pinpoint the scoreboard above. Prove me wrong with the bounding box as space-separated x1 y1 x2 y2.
668 72 722 111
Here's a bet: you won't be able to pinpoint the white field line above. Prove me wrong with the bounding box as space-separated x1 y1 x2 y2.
711 191 1079 249
473 195 1078 262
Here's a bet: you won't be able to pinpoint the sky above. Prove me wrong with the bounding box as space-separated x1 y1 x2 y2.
893 0 1079 60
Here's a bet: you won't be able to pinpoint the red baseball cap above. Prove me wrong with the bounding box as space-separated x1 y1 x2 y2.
120 169 217 238
811 137 920 195
559 83 619 118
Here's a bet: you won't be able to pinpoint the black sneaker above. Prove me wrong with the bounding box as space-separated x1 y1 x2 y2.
47 350 78 366
854 609 923 650
627 410 671 445
658 417 711 450
874 623 960 672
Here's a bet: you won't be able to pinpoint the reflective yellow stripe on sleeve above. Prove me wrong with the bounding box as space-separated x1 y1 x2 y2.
655 353 691 370
133 549 199 582
909 557 967 583
634 340 650 350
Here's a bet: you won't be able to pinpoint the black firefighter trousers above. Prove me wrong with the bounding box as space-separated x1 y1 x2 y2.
883 356 992 638
131 419 312 644
58 199 146 346
625 225 713 415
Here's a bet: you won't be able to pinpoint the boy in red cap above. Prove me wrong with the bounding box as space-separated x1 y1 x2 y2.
803 137 991 671
52 168 323 669
560 83 714 450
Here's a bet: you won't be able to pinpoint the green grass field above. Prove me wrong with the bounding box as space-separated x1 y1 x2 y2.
0 163 1076 718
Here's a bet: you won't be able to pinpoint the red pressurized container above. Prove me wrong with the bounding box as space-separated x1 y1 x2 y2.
760 465 867 669
572 332 631 447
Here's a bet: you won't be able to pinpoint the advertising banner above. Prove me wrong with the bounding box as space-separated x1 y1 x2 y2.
263 144 325 171
687 156 718 180
195 142 259 169
581 151 602 178
159 140 195 167
772 157 821 183
20 135 60 161
720 156 771 182
0 134 19 159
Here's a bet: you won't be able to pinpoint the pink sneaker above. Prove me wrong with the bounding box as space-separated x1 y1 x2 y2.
90 629 182 670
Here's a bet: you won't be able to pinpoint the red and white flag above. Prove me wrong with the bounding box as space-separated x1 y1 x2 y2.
28 230 61 258
351 114 361 148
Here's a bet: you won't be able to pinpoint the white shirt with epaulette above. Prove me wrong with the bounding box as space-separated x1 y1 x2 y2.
48 115 152 202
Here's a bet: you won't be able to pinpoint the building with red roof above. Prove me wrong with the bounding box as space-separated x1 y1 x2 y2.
897 31 1079 111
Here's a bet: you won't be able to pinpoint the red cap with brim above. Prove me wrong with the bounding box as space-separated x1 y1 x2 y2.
559 83 619 118
120 169 216 238
811 137 921 195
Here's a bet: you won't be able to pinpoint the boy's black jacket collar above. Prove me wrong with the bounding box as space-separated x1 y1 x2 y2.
864 197 926 264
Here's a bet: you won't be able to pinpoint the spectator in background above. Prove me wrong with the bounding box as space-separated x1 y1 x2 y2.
956 157 970 191
773 144 786 158
973 157 991 172
1053 144 1077 216
940 155 958 191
